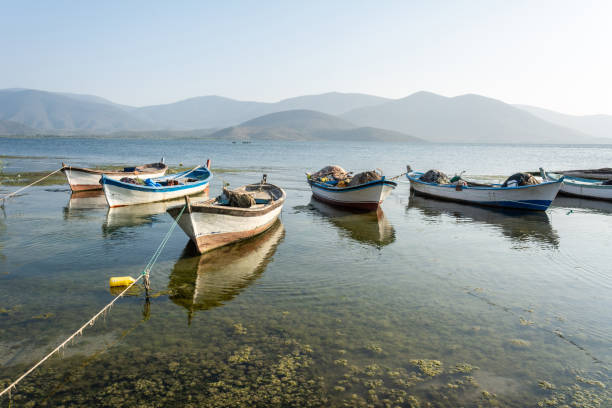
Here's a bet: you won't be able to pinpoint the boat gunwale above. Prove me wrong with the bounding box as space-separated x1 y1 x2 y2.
307 178 397 192
407 172 564 191
172 183 286 217
61 162 168 176
101 165 212 193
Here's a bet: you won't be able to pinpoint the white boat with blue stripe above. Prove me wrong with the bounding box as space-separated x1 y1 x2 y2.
101 162 212 208
307 177 397 210
406 170 563 211
544 170 612 201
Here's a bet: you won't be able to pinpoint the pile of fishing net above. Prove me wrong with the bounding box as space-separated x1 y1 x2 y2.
222 188 255 208
501 173 540 187
419 170 450 185
119 177 145 185
309 165 382 187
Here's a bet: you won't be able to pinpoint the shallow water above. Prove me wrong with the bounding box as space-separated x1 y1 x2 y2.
0 138 611 407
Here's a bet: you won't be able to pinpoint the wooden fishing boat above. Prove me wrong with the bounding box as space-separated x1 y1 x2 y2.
101 162 212 208
544 171 612 201
307 175 396 210
61 161 167 192
407 171 563 211
167 177 286 254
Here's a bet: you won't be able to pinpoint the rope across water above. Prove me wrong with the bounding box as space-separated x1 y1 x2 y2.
0 204 187 400
0 168 63 204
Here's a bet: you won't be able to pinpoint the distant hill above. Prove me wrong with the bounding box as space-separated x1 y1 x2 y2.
132 92 390 129
133 95 271 129
515 104 612 140
0 89 151 133
208 109 425 142
273 92 390 116
0 88 610 143
0 119 37 135
342 91 599 144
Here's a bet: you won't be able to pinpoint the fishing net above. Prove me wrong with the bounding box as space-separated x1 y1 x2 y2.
223 188 255 208
310 165 350 181
420 170 450 184
501 173 540 187
347 171 382 187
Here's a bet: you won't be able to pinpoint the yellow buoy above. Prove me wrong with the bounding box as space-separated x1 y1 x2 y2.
109 276 136 287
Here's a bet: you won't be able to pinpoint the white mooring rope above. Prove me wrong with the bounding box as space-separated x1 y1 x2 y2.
0 168 63 204
0 204 187 400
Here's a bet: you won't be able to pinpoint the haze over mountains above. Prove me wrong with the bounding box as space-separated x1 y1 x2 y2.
0 88 610 144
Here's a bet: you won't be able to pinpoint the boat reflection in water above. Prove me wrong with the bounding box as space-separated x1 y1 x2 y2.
308 198 395 248
552 196 612 215
168 221 285 322
63 190 108 221
408 195 560 249
103 192 208 237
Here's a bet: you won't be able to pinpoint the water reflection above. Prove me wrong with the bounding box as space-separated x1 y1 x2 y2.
168 221 285 322
408 195 560 249
552 196 612 215
102 193 208 237
63 191 107 220
308 198 395 248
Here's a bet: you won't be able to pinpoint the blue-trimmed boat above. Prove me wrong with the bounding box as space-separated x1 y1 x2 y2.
101 162 212 207
406 170 563 211
544 171 612 201
307 176 397 210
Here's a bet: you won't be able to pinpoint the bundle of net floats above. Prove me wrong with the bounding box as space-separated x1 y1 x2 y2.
307 165 383 187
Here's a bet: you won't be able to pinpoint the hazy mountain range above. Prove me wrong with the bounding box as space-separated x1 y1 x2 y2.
0 88 610 143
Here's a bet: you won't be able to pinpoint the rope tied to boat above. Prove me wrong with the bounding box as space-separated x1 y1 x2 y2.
0 168 63 206
0 204 187 400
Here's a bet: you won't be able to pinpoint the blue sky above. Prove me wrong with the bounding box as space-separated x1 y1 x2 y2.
1 0 610 114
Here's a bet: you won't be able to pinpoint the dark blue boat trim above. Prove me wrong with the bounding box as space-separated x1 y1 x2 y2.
308 178 397 192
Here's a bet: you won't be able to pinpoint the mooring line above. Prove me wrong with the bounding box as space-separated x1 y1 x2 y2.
0 204 186 400
0 168 63 205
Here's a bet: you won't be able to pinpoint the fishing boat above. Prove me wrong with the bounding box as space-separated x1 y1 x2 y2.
544 170 612 201
101 162 212 208
307 172 396 210
61 161 168 192
406 170 563 211
167 176 286 254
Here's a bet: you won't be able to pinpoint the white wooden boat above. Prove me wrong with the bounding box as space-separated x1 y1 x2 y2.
545 171 612 201
101 163 212 208
407 171 563 211
307 176 396 210
168 178 286 254
168 221 284 319
61 161 167 192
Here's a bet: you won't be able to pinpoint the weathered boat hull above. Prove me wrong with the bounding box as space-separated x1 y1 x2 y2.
61 163 167 192
546 172 612 201
407 173 562 211
167 183 286 254
309 179 396 210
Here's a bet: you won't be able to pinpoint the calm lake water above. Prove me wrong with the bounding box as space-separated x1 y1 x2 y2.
0 138 611 407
